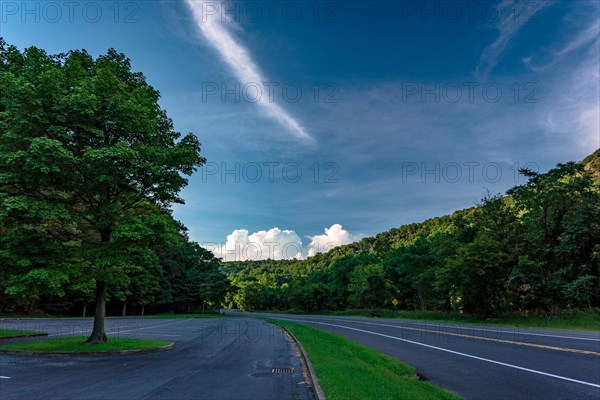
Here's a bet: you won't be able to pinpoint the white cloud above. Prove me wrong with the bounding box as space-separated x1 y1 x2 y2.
184 0 312 142
541 40 600 153
477 0 553 78
213 227 304 261
307 224 359 257
206 224 359 261
523 15 599 72
524 4 600 154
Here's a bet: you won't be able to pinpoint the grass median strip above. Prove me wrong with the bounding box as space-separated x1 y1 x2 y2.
0 336 170 352
0 329 46 338
267 318 461 400
279 310 600 331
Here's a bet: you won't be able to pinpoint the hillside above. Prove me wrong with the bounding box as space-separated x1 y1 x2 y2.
225 151 600 316
583 148 600 183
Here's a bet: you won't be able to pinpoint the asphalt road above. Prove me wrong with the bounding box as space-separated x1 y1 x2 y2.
0 317 314 400
245 311 600 400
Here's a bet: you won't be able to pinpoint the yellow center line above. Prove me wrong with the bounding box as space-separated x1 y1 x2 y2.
316 318 600 356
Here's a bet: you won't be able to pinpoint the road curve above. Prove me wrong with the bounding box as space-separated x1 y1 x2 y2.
243 311 600 400
0 317 314 400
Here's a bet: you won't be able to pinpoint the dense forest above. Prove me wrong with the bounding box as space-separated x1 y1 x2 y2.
0 42 229 322
225 150 600 317
0 216 229 317
2 148 598 318
1 41 598 320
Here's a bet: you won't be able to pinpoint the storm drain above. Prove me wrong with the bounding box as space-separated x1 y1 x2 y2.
271 367 294 374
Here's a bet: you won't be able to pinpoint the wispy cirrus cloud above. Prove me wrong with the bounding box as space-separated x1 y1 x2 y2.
523 12 599 72
540 40 600 153
477 0 554 78
522 2 600 153
184 0 312 142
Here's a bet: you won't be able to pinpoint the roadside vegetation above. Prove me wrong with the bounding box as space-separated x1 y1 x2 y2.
277 309 600 331
0 336 169 352
0 329 45 338
225 151 600 323
267 319 461 400
1 41 598 339
0 42 229 343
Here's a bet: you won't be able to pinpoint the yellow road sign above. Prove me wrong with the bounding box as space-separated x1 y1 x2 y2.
392 298 398 306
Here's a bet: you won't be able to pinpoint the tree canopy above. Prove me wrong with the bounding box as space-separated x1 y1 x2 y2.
0 42 226 342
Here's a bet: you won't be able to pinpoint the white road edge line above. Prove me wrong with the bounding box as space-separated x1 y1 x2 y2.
282 315 600 342
279 318 600 389
0 376 10 379
320 317 600 344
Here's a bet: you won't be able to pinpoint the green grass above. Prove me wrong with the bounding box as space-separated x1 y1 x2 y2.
276 309 600 331
0 329 45 338
384 310 600 331
0 336 170 352
267 318 460 400
148 313 225 319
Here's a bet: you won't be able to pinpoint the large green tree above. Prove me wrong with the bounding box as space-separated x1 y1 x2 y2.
508 162 600 310
0 41 204 342
348 263 391 310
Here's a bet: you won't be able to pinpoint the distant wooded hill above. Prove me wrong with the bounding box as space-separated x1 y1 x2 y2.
224 150 600 316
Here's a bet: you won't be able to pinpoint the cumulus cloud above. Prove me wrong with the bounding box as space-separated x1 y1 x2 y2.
307 224 360 257
213 228 303 261
206 224 359 261
184 0 312 142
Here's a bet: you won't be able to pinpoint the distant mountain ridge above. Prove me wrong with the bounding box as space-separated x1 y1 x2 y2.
225 150 600 265
315 149 600 257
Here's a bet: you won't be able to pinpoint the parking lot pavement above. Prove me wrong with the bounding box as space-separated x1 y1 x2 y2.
0 317 314 400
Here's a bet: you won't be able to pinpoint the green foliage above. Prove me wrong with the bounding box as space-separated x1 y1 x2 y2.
156 239 230 313
0 42 228 322
0 336 170 352
224 153 600 318
348 263 390 309
384 236 439 311
0 329 44 338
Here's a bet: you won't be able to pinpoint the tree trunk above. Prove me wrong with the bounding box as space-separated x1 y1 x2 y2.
87 227 112 344
141 304 145 316
122 301 127 317
86 280 108 344
27 297 37 316
83 305 87 318
417 287 426 312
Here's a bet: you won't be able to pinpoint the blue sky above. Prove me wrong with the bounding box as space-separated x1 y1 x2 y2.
2 0 599 260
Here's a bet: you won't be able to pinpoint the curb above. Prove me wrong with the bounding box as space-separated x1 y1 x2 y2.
268 321 326 400
0 342 175 357
0 333 48 341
